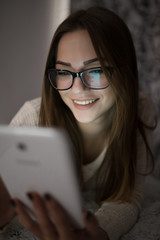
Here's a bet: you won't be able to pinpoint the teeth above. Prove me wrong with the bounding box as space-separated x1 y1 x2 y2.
74 99 96 105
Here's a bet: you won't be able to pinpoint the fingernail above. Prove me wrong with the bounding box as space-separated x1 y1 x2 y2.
27 193 34 201
44 193 51 201
10 199 16 207
86 211 93 220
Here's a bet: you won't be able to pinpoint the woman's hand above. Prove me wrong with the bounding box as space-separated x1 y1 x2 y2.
11 192 109 240
0 177 16 228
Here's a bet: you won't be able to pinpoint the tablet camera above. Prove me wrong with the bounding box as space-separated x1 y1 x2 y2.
17 142 27 151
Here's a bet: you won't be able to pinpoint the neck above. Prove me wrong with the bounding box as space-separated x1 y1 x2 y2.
76 106 115 164
78 121 105 139
78 121 108 164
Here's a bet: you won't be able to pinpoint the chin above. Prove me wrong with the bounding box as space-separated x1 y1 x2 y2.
75 116 96 124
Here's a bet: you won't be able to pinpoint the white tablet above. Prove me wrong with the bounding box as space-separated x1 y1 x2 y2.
0 125 84 229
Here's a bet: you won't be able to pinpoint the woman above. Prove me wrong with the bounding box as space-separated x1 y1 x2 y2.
0 6 156 240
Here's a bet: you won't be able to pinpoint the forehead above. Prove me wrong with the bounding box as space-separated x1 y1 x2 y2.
56 30 97 67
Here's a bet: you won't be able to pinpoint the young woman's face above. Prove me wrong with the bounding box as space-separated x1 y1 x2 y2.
56 30 115 125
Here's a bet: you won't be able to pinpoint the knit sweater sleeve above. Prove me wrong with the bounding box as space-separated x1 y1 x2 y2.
95 93 156 240
10 98 41 127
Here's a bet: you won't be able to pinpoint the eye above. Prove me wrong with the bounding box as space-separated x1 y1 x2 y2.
57 71 71 76
88 69 104 76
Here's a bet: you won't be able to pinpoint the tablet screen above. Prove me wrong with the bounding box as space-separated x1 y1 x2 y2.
0 125 84 229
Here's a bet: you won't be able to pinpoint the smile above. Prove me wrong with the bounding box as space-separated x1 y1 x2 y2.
73 99 97 105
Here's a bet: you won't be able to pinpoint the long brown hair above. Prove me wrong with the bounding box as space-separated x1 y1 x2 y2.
39 7 155 203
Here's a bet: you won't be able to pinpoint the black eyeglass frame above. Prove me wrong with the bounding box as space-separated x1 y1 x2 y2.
46 66 114 91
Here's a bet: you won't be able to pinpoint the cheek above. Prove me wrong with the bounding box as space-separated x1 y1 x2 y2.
103 88 115 106
59 92 65 103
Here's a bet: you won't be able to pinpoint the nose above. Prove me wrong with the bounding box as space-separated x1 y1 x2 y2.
71 75 86 93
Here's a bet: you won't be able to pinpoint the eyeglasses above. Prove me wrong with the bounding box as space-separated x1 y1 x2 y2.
46 66 114 91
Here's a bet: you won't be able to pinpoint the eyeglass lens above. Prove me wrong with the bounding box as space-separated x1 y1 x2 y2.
83 69 108 88
48 68 109 90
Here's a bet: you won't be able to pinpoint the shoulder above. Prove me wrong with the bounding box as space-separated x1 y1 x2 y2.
138 92 157 127
10 98 41 126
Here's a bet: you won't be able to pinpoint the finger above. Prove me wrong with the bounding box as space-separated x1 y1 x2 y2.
27 192 58 239
11 198 42 239
44 194 73 239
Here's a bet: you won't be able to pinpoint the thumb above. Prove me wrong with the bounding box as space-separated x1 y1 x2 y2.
83 211 98 234
83 211 109 240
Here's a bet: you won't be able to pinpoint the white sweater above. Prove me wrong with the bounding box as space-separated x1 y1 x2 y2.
0 92 156 240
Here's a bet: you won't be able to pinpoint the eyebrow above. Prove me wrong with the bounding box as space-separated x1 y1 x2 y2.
83 58 98 65
56 61 71 66
56 58 99 67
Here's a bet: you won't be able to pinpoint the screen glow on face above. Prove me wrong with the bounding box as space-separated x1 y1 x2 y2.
54 30 115 126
